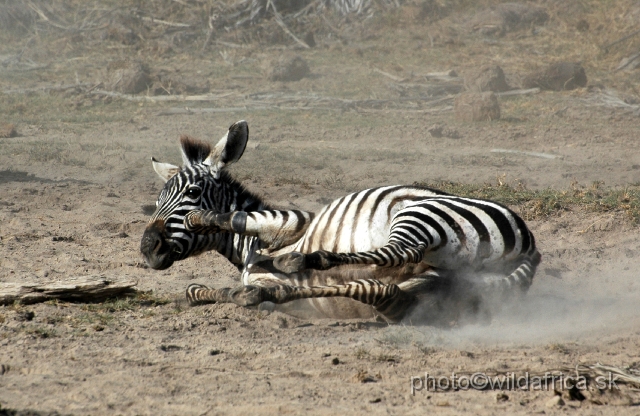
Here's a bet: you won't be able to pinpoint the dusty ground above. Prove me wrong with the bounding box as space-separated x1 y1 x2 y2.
1 1 640 414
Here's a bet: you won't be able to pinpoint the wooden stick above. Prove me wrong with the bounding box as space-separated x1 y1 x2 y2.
0 276 137 305
419 70 459 82
156 106 339 116
89 90 236 102
267 0 310 49
141 16 191 28
496 88 540 97
355 106 453 114
373 68 405 82
3 83 93 94
491 148 557 159
602 28 640 53
615 51 640 71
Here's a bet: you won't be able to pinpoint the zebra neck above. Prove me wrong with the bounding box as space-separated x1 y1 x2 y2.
208 171 268 266
209 233 258 267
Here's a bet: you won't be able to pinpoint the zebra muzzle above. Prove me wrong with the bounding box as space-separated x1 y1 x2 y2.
140 220 175 270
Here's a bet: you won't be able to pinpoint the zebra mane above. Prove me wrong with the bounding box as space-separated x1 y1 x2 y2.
218 170 272 210
180 135 212 166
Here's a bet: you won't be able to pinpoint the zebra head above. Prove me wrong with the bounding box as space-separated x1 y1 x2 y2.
140 120 249 270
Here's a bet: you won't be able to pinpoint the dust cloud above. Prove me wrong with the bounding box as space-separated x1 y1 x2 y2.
398 271 640 347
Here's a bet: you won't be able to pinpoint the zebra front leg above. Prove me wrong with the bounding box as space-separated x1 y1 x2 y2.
186 284 269 307
184 209 314 250
273 242 427 273
186 279 415 322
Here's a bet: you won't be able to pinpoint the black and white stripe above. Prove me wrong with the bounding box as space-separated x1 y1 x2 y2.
141 120 541 323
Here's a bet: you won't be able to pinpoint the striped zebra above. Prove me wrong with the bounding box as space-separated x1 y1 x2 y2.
141 120 541 323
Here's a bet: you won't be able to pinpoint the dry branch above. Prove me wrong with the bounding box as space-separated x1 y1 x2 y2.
491 148 557 159
89 90 236 102
496 88 540 97
615 51 640 72
0 276 137 305
154 91 457 116
374 68 405 82
602 28 640 53
3 83 93 95
141 16 191 28
420 70 459 82
156 106 338 116
267 0 310 49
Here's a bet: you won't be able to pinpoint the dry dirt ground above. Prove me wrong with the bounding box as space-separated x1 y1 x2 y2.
2 1 640 415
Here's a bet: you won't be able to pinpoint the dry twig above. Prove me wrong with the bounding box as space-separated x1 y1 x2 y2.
602 28 640 53
496 88 540 97
267 0 310 49
491 148 558 159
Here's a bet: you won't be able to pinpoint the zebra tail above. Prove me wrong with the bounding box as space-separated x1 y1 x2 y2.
489 249 542 295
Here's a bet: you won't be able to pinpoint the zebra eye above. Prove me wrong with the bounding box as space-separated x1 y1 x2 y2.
185 187 202 199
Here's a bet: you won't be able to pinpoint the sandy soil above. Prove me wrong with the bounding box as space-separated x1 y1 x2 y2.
1 1 640 414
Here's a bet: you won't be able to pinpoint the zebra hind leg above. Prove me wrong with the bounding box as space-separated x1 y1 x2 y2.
273 242 427 274
394 271 494 327
483 250 542 301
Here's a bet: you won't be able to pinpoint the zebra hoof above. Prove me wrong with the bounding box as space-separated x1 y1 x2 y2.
229 285 265 307
273 252 306 273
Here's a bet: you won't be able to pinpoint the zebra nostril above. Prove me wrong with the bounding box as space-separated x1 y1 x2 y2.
170 246 182 259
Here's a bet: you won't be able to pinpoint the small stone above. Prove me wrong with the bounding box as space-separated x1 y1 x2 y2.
467 3 549 36
266 55 310 82
15 310 35 322
454 92 500 122
159 344 182 352
496 392 509 402
331 357 340 365
427 124 443 138
0 123 18 138
107 60 151 94
209 349 222 356
545 395 565 408
465 65 510 93
523 62 587 91
576 19 589 32
352 370 378 383
304 31 316 48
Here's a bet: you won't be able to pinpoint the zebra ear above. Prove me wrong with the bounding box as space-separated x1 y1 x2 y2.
151 157 180 183
205 120 248 178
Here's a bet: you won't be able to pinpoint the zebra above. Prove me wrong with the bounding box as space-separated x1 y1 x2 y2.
140 120 541 323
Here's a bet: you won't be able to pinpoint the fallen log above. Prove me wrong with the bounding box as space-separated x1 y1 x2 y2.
0 276 138 305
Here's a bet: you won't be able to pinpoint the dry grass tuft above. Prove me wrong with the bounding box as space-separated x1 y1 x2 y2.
414 179 640 224
0 123 18 138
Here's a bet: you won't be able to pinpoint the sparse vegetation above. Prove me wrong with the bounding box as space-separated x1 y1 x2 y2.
82 291 171 314
415 180 640 223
